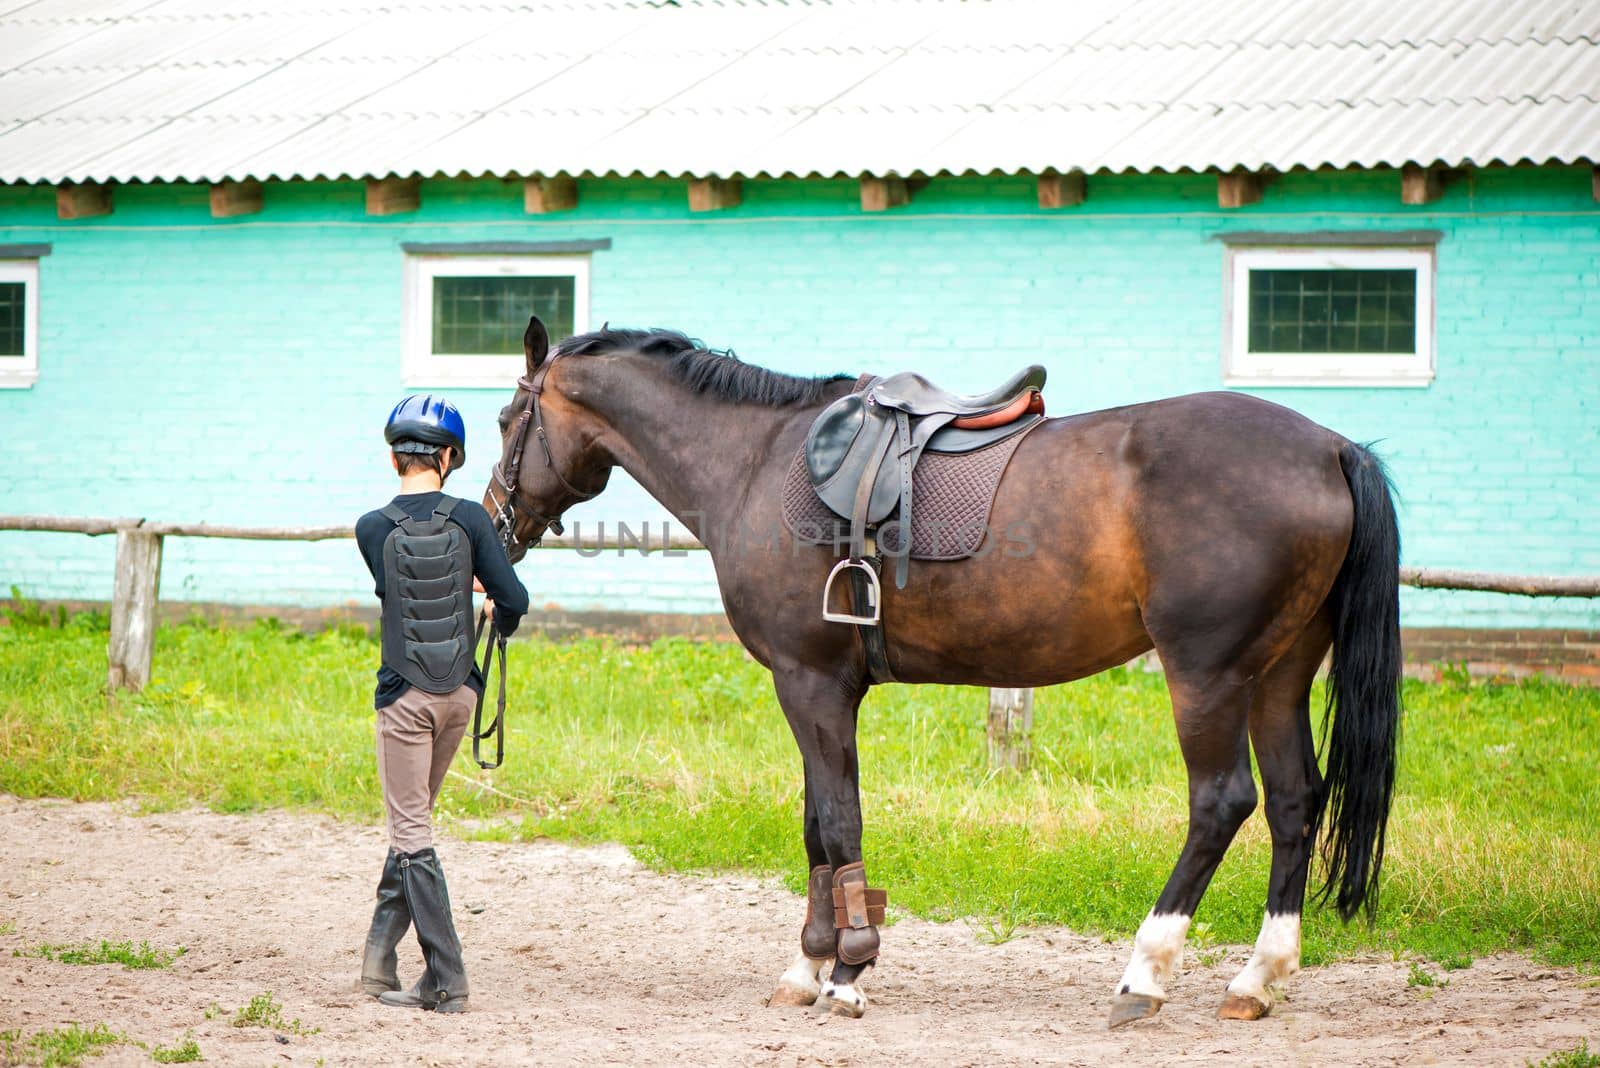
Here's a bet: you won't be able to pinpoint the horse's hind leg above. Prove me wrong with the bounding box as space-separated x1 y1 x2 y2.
1220 617 1330 1020
1110 671 1258 1029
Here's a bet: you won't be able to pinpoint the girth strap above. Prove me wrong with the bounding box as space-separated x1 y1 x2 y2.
849 561 896 684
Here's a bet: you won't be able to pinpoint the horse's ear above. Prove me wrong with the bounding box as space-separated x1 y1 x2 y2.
524 316 550 375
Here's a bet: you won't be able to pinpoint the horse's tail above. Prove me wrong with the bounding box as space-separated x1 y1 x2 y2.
1317 441 1403 922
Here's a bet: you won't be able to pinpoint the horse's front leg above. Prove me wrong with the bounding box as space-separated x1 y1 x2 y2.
767 662 879 1018
768 766 834 1007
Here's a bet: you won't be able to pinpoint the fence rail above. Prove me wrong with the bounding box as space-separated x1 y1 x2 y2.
0 515 702 550
6 514 1595 594
1395 567 1600 598
3 514 1597 769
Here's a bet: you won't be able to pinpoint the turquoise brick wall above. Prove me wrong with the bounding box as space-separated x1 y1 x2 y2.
1 167 1595 628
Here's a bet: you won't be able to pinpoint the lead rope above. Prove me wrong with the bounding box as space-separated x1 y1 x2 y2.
470 609 507 770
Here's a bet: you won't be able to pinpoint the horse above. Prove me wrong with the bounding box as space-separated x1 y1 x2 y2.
482 316 1402 1027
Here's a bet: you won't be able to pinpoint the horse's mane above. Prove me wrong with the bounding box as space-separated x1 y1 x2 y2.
557 326 851 408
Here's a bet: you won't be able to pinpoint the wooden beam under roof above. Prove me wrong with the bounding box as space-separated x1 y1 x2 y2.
366 176 420 216
1401 163 1451 205
56 182 113 220
1217 169 1266 209
525 175 577 213
209 180 262 218
687 177 742 212
860 176 911 212
1037 171 1086 209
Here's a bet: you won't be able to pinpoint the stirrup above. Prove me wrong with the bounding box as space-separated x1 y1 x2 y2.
822 558 881 625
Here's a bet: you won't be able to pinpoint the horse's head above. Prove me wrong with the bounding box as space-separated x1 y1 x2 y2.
482 315 612 563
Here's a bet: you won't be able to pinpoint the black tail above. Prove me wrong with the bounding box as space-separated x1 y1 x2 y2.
1317 442 1403 922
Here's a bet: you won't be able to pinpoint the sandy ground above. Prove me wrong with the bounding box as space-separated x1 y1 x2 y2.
0 795 1594 1067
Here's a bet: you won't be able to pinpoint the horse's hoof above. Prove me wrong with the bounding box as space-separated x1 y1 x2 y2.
768 982 819 1008
820 981 867 1019
1218 993 1271 1020
770 953 827 1008
1107 992 1164 1029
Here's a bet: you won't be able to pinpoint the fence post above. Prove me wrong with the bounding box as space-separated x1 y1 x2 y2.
107 529 162 691
986 687 1034 770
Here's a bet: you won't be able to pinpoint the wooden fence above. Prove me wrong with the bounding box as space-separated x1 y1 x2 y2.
0 514 703 690
4 514 1598 770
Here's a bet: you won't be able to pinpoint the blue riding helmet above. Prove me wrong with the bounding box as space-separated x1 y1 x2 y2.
384 394 466 472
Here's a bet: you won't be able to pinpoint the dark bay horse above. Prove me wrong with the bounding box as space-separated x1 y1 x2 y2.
483 318 1401 1027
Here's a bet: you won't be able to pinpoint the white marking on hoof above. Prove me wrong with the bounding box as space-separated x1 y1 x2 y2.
1115 911 1191 1001
770 952 826 1007
820 977 868 1018
1225 912 1300 1008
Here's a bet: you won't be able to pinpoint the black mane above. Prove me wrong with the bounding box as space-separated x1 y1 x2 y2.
557 326 851 408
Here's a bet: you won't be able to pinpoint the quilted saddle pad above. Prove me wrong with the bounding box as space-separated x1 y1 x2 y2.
780 421 1041 561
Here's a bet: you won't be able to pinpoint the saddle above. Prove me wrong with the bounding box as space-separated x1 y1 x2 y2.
804 365 1046 623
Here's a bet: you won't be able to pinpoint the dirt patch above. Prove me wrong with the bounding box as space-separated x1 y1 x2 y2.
1 795 1593 1066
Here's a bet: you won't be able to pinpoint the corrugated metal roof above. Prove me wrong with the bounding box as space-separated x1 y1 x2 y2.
0 0 1595 185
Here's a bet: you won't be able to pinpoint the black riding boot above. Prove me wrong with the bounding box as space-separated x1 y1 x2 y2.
360 849 409 996
378 848 469 1013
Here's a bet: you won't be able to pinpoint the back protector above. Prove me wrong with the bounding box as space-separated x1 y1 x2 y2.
380 499 475 693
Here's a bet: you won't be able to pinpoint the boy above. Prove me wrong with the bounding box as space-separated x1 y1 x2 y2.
353 394 530 1014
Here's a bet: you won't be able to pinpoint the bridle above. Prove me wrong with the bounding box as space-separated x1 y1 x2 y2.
487 349 600 558
473 348 600 771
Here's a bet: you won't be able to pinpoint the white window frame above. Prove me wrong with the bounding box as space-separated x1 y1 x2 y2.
0 259 40 389
403 253 590 388
1223 245 1435 388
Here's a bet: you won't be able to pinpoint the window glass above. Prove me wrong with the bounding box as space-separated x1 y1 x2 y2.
1247 268 1415 354
431 275 576 355
0 281 24 357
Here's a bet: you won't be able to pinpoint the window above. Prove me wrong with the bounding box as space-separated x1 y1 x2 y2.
402 247 593 387
1222 239 1435 387
0 255 41 389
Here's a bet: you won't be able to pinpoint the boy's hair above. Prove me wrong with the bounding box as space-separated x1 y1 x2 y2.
393 447 449 480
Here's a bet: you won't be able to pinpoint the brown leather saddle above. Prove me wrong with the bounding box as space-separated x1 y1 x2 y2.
803 365 1046 622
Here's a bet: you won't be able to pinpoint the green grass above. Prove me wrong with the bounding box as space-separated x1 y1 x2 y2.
1 616 1597 969
149 1033 201 1063
0 1023 121 1068
16 940 183 970
229 991 316 1035
1530 1040 1600 1068
1405 961 1448 988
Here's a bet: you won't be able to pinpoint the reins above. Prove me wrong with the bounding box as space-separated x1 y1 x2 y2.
475 348 602 770
470 608 507 770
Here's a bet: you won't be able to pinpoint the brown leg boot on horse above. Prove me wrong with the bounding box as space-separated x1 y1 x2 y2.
821 861 887 1018
770 864 836 1006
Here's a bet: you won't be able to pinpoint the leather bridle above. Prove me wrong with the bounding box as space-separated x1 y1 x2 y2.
487 350 600 558
472 348 603 772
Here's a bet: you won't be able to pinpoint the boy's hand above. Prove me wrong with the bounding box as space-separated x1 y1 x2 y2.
482 597 496 624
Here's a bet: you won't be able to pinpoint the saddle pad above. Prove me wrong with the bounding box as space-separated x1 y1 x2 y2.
781 421 1042 560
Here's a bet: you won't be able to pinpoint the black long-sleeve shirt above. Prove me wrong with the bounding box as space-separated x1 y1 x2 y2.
356 491 530 709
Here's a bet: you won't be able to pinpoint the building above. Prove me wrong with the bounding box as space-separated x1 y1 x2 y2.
1 0 1596 669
